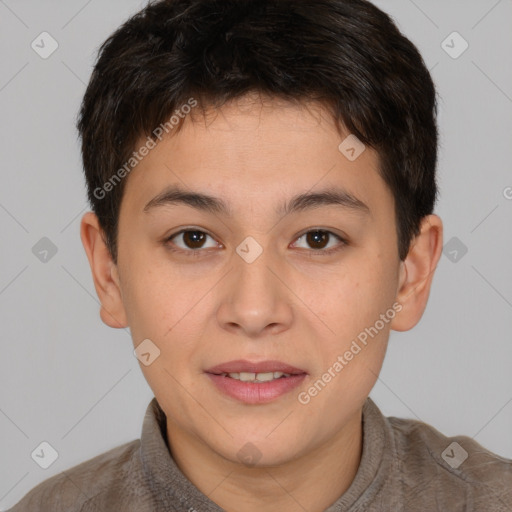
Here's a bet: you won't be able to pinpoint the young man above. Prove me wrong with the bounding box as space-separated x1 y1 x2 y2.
8 0 511 510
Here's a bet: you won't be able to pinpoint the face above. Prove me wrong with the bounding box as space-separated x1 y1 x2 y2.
88 95 413 466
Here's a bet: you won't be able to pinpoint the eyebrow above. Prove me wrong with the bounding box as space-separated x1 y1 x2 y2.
143 184 370 217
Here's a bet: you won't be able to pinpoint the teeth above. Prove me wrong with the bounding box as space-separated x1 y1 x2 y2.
255 372 275 382
238 372 255 381
226 371 292 382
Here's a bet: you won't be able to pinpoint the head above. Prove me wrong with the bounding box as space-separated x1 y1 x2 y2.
79 0 443 467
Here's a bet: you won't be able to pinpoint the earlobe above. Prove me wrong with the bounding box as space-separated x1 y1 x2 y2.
390 214 443 332
80 212 128 329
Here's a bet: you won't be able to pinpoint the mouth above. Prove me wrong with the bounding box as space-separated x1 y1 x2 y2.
205 360 308 404
212 371 297 383
206 359 307 379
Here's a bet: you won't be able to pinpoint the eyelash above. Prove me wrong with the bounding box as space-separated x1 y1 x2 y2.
164 228 348 257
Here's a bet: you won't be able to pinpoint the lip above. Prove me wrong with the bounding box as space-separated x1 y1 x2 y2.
205 360 308 404
205 359 307 375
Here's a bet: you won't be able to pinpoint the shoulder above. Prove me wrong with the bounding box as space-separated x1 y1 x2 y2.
6 439 141 512
387 415 512 509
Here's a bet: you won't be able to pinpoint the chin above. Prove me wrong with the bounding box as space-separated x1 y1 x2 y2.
213 433 306 468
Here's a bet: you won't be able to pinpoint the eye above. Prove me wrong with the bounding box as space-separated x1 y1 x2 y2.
164 228 347 257
165 229 220 254
292 229 346 255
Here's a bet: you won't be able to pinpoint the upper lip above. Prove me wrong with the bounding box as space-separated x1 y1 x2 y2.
206 359 308 375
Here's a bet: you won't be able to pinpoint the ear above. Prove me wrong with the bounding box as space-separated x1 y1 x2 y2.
80 211 128 329
390 214 443 332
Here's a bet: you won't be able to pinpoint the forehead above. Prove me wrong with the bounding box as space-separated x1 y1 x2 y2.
120 95 393 221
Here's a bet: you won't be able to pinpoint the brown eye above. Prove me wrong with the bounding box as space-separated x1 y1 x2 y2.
305 230 330 249
292 229 346 255
182 230 207 249
166 229 219 252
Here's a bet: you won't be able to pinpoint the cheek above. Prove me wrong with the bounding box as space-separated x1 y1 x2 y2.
307 262 393 328
305 258 396 364
121 265 217 373
118 253 180 342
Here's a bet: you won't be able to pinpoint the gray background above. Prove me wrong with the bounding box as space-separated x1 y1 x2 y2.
1 0 511 508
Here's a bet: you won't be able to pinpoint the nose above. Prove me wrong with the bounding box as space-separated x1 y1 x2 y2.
216 243 294 338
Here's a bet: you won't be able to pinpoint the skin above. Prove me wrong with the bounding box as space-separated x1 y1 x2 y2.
81 93 443 512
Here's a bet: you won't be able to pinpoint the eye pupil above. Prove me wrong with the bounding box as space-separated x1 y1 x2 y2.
307 230 328 249
183 230 206 248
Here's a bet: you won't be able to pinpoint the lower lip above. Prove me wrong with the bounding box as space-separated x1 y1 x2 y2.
206 373 307 404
